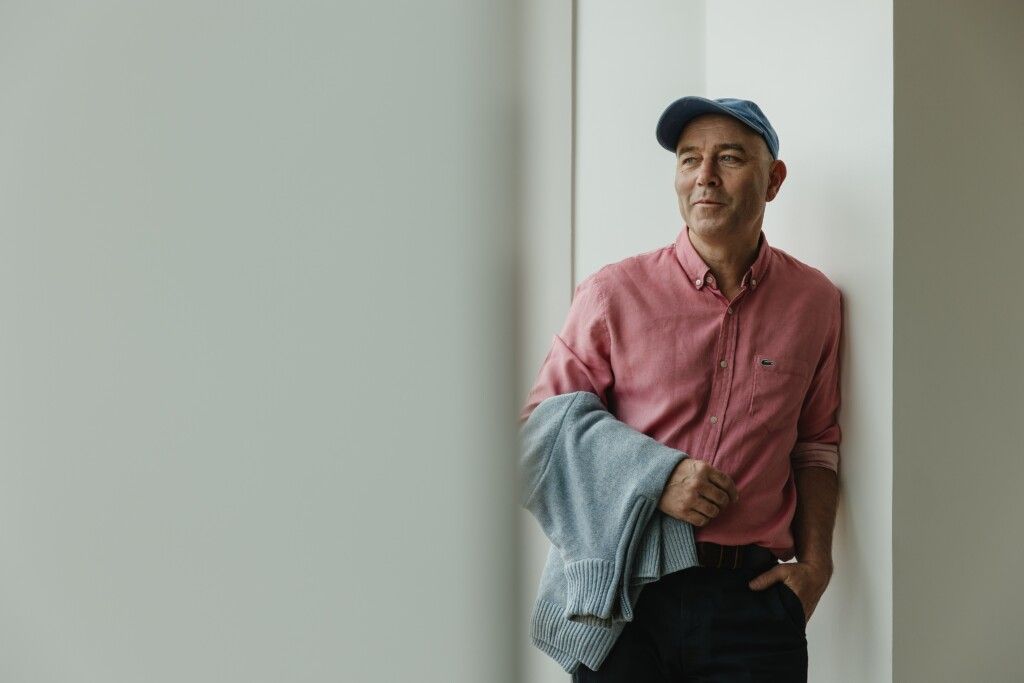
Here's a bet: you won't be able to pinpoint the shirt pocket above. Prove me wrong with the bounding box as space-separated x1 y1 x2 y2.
748 353 812 436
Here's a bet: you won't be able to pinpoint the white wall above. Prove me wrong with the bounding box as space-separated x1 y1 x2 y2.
0 3 520 681
894 1 1024 679
704 4 894 682
574 0 706 281
521 1 892 681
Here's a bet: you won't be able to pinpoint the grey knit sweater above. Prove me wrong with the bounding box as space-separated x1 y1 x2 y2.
518 391 700 673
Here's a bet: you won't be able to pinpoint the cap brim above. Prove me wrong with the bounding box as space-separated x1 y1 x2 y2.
655 96 769 155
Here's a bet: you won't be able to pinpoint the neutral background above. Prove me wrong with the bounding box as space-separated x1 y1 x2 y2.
0 3 520 681
2 1 1022 681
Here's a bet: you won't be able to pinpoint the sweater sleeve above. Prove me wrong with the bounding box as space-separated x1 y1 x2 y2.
519 391 689 624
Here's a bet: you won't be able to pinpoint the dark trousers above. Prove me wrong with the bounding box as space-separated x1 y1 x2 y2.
573 549 807 682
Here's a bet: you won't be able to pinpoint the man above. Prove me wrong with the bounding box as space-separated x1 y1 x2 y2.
520 96 842 681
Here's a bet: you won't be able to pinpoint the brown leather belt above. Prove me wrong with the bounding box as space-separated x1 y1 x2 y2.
696 541 778 570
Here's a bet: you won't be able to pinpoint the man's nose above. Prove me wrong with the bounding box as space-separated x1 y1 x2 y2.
696 158 720 186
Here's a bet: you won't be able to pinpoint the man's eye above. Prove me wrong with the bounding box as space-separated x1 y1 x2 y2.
721 155 739 162
680 157 697 165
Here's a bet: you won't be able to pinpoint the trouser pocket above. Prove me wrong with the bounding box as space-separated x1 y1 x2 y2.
774 582 807 631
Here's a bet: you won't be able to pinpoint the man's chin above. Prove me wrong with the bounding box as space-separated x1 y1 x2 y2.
686 221 728 236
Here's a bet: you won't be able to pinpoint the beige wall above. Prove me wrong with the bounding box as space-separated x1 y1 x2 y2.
517 1 575 681
894 1 1024 679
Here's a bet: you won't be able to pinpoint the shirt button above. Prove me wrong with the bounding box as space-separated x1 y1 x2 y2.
720 360 728 368
695 278 703 287
727 307 734 315
751 278 757 286
709 416 718 424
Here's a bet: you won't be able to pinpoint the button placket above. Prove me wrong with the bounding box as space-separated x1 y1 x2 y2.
700 307 738 463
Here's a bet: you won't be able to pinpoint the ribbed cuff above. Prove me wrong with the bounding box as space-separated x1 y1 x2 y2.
631 514 699 584
563 559 618 621
632 514 664 581
531 598 623 674
661 515 699 572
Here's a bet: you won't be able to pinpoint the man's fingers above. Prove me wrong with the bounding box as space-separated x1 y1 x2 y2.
683 509 711 527
691 497 720 520
706 468 740 502
697 482 731 508
675 459 739 501
661 461 743 525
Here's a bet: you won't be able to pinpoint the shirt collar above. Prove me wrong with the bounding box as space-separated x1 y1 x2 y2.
674 225 772 291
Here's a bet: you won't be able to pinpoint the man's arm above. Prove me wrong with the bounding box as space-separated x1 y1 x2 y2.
746 470 839 625
748 287 844 622
792 466 839 574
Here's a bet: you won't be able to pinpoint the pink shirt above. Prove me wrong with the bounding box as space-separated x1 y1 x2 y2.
520 226 842 560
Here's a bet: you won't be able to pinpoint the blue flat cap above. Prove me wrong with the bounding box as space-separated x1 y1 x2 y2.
656 96 780 159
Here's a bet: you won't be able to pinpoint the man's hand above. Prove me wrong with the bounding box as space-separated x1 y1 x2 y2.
657 458 739 526
748 561 832 623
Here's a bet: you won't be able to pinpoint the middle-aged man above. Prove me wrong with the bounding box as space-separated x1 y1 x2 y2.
519 96 842 681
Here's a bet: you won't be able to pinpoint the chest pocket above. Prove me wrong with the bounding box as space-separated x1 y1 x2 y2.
748 353 812 436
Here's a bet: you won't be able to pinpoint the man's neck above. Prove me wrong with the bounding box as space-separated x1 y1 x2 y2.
688 227 762 297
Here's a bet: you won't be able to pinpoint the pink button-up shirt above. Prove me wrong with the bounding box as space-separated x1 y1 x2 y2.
520 226 842 560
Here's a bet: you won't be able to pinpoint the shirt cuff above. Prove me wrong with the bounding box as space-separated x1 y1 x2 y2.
791 442 839 472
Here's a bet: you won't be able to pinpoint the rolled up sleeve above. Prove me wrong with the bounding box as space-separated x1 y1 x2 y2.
791 288 843 473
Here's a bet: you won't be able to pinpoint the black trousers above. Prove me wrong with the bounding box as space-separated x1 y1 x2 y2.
572 554 808 682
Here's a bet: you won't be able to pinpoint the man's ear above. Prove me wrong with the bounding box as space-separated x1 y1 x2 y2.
765 159 787 202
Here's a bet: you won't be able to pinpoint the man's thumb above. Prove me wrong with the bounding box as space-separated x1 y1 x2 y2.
748 569 780 591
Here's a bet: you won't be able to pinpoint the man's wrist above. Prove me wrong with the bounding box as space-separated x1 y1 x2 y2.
799 556 834 577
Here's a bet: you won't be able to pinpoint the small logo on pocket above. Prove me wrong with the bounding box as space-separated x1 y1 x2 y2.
760 359 775 366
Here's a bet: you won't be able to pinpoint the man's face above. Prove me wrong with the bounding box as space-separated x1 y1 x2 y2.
674 113 785 241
